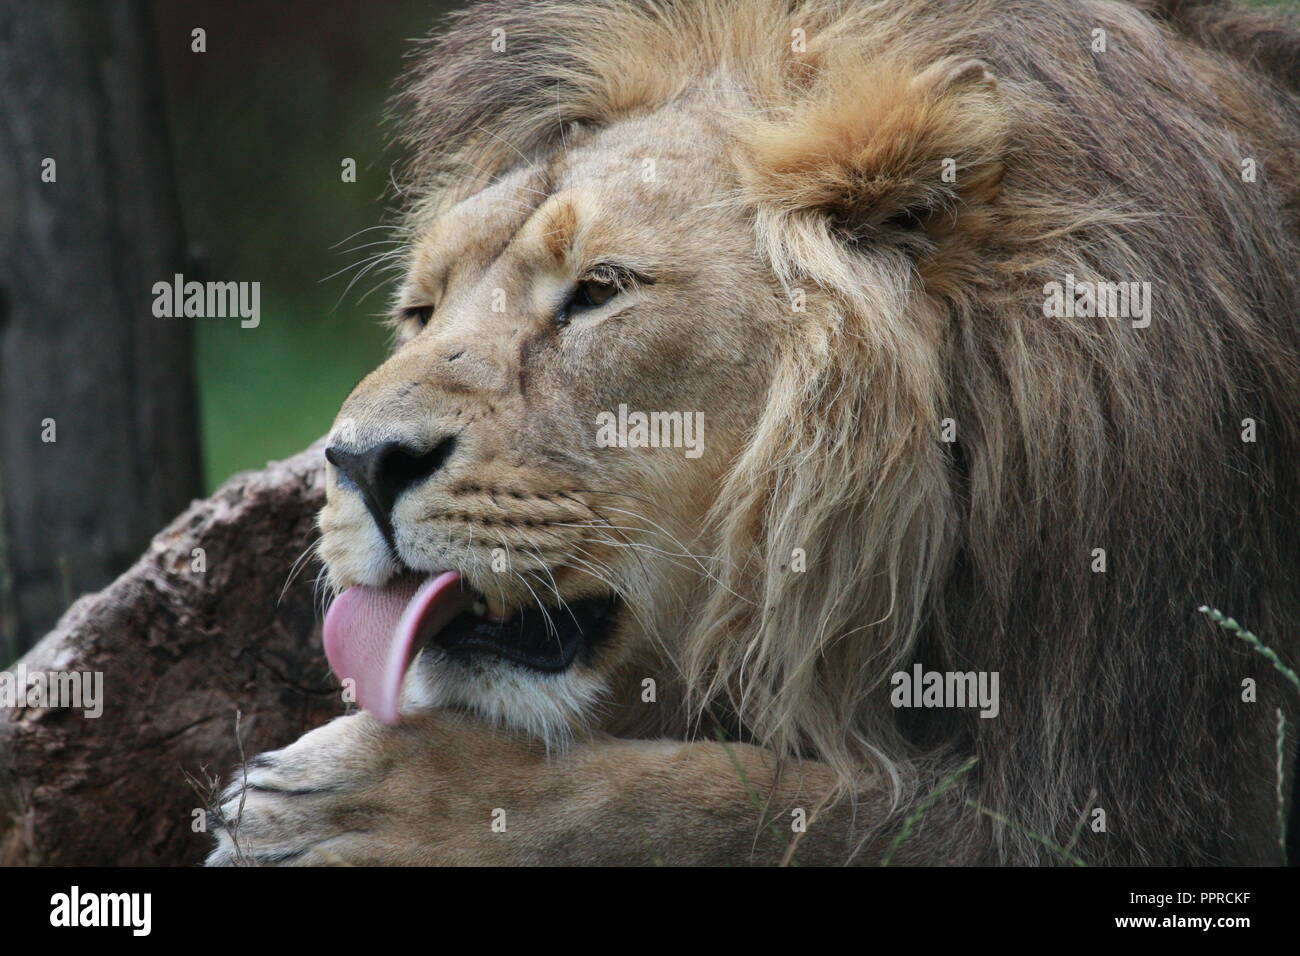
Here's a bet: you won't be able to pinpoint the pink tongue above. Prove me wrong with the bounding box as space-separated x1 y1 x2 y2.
323 571 466 725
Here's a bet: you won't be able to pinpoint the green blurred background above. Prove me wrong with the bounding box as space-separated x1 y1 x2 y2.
152 0 457 490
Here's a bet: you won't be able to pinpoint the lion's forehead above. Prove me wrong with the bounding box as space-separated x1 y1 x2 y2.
411 107 738 282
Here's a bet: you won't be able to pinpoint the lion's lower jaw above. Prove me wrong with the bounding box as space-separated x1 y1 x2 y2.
401 648 607 750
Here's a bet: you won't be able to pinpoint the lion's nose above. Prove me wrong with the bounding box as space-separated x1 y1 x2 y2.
325 436 457 537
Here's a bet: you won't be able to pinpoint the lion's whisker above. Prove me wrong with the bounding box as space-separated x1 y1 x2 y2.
579 504 750 604
522 548 583 632
511 568 560 643
555 523 718 565
328 223 412 251
279 536 322 608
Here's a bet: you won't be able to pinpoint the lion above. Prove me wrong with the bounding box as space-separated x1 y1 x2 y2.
206 0 1299 866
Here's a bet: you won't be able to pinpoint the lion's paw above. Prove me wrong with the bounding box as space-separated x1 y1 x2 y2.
206 713 389 866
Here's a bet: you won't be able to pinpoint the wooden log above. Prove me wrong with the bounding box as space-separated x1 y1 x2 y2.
0 444 343 865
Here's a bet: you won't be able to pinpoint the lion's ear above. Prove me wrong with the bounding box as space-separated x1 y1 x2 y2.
740 56 1006 244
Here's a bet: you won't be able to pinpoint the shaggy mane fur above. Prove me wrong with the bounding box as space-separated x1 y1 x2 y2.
395 0 1299 864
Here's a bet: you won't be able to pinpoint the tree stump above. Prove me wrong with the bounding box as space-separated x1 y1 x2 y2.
0 443 343 866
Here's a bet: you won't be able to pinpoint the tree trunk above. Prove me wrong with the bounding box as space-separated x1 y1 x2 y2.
0 444 342 866
0 0 201 663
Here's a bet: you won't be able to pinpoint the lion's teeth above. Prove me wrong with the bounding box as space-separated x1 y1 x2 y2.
484 596 514 621
472 600 487 617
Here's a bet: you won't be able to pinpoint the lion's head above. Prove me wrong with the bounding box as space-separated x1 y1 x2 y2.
318 98 781 739
317 0 1299 859
316 0 1003 752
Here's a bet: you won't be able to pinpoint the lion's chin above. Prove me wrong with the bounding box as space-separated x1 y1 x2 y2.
403 639 613 747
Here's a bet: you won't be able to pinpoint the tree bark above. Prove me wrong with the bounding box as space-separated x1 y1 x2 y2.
0 444 342 866
0 0 201 662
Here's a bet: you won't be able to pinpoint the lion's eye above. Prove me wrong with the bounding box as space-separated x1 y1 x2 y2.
402 305 434 328
557 277 619 325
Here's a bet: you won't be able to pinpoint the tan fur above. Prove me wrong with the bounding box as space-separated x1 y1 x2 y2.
209 0 1299 866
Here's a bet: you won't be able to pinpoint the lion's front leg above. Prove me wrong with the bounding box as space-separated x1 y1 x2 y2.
206 710 555 866
206 710 858 866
